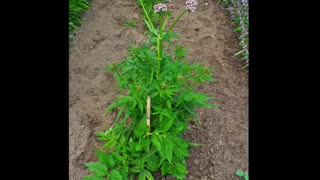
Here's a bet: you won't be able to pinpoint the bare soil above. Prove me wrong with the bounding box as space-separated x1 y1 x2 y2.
69 0 248 179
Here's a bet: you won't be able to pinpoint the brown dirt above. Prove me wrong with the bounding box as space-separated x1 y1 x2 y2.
69 0 248 180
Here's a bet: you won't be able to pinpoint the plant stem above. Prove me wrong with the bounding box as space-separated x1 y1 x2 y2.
157 12 164 78
159 12 163 59
165 10 187 38
162 13 169 30
138 0 159 37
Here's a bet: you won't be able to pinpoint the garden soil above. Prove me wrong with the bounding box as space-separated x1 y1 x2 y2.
69 0 248 179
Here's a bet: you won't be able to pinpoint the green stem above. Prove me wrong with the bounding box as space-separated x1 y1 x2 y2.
160 12 163 37
162 13 170 30
138 0 159 37
157 12 164 78
165 10 187 38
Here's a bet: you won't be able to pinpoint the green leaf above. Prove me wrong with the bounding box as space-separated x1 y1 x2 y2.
115 104 126 124
95 150 108 163
130 165 143 173
82 175 104 180
150 91 159 98
84 162 108 176
119 166 129 179
101 140 116 149
244 171 249 180
169 135 189 159
143 18 156 36
112 152 125 166
159 117 175 133
140 137 151 150
160 161 170 176
138 170 154 180
108 170 122 180
134 94 144 115
170 120 188 134
166 100 172 110
163 137 174 163
103 153 115 168
145 154 160 172
130 157 145 168
236 169 244 177
151 134 161 153
105 96 132 115
134 116 148 138
170 163 187 180
235 49 245 56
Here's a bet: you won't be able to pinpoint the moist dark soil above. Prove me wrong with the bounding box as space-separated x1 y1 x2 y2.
69 0 248 179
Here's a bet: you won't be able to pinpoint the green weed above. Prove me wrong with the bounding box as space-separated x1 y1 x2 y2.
69 0 90 42
236 169 249 180
124 19 137 29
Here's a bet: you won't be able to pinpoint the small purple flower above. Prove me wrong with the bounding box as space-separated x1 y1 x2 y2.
154 3 168 13
185 0 198 12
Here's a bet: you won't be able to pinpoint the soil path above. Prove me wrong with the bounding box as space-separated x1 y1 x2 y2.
69 0 248 180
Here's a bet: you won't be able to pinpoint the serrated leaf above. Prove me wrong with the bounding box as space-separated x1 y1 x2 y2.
119 166 129 179
108 170 122 180
169 135 189 159
130 157 144 168
140 137 151 150
84 162 108 176
170 163 187 180
105 154 115 168
145 154 160 172
138 170 154 180
160 161 170 176
95 150 113 166
151 134 161 153
163 137 174 163
159 117 174 133
134 116 148 138
82 175 104 180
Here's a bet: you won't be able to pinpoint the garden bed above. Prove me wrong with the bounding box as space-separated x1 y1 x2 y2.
69 0 248 179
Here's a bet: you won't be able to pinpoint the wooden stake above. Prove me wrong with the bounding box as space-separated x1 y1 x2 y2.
147 96 151 132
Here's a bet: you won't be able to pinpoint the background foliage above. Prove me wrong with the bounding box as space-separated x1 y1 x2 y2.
69 0 90 42
220 0 248 68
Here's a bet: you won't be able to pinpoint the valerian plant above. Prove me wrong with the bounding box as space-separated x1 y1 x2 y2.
82 0 217 179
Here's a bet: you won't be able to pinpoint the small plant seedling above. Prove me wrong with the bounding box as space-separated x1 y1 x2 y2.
236 169 248 180
124 19 137 29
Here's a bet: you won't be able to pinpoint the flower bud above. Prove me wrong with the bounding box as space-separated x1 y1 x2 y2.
177 75 184 81
161 83 167 89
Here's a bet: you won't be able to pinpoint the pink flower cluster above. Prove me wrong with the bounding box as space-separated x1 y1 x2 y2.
185 0 198 12
153 3 168 13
